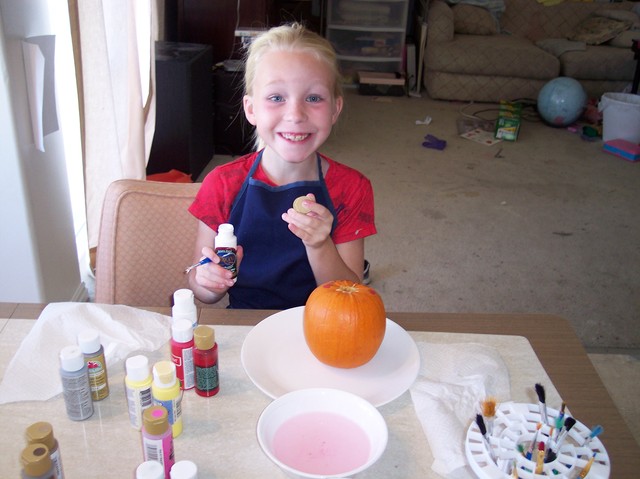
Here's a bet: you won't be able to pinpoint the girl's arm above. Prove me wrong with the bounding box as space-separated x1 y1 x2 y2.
308 237 364 285
187 221 242 303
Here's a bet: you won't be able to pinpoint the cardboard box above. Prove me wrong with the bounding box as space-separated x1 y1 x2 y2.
494 101 522 141
358 71 406 96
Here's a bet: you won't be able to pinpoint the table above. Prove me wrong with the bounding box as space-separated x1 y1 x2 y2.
1 303 638 478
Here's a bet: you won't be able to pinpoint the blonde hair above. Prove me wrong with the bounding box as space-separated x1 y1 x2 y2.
244 22 343 101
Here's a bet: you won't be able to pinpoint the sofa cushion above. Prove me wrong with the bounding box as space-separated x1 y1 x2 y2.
569 15 632 45
426 34 559 79
452 4 498 35
535 38 586 57
595 9 639 25
501 0 634 42
561 45 636 81
609 29 640 48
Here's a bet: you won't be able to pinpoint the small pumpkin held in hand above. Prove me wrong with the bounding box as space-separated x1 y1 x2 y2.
303 280 386 368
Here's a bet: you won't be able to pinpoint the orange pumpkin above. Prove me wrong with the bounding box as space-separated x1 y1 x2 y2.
303 280 386 368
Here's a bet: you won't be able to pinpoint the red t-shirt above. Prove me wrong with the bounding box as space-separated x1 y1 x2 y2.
189 151 376 244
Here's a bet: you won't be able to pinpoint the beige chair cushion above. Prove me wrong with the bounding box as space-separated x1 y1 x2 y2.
95 179 202 307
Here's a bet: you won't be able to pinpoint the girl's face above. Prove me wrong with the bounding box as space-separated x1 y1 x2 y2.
243 49 343 166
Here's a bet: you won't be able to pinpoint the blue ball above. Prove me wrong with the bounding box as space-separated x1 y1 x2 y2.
537 77 587 127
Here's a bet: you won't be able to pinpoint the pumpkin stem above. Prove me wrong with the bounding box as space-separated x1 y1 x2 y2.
335 283 359 294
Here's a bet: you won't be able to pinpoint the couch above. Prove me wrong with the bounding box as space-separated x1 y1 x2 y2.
424 0 640 102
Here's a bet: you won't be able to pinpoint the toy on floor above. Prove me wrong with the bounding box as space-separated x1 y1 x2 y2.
537 77 587 127
422 134 447 150
603 139 640 162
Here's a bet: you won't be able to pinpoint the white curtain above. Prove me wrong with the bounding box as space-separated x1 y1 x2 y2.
72 0 160 248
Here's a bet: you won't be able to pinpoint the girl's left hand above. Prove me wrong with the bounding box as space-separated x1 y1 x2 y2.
282 193 333 248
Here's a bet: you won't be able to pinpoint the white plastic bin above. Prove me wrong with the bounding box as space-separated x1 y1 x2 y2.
598 92 640 143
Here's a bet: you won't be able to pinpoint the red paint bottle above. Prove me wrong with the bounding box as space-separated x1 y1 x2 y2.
193 325 219 397
171 319 195 390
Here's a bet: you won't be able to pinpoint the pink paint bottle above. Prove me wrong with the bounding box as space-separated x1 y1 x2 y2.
141 406 175 479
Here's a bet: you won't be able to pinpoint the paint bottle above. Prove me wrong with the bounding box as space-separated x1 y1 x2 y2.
172 289 198 328
141 406 175 479
20 443 55 479
77 329 110 400
59 345 94 421
125 354 154 430
135 460 165 479
193 325 219 397
151 360 183 438
25 422 64 479
170 460 198 479
215 223 237 277
171 319 195 390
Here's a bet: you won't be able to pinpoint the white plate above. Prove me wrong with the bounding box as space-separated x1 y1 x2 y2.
241 306 420 407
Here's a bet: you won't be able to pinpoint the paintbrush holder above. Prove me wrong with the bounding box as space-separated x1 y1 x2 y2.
465 402 609 479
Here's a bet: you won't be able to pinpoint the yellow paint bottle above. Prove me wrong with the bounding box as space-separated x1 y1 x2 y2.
151 360 183 438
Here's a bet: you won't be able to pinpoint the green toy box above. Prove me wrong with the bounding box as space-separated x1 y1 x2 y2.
494 101 522 141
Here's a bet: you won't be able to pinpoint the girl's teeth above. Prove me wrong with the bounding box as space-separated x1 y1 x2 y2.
282 133 308 141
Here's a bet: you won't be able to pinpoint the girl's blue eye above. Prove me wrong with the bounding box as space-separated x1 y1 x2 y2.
268 95 284 102
307 95 322 103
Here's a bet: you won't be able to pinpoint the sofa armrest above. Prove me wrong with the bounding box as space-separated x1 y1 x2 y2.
427 0 455 43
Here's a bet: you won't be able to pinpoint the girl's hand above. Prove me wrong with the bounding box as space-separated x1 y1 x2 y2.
193 245 243 293
282 194 333 248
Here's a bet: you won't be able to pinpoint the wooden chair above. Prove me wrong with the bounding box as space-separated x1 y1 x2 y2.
94 179 202 307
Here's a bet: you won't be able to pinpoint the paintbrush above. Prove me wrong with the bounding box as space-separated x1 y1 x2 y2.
481 396 498 436
535 441 545 474
526 423 542 459
579 452 596 478
476 414 497 462
586 424 604 445
554 416 577 450
555 401 566 437
535 383 549 425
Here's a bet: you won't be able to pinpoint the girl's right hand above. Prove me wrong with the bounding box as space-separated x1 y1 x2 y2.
193 246 243 294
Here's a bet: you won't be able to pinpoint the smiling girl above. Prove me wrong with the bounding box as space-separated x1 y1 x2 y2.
188 23 376 309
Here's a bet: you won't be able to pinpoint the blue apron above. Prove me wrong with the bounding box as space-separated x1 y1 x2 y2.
227 151 337 309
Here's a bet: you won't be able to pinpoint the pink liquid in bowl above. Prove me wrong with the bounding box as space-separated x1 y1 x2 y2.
272 411 371 475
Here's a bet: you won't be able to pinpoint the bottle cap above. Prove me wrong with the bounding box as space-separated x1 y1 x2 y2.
172 318 194 343
126 355 151 382
153 360 177 388
194 325 215 350
21 443 52 476
173 289 195 310
173 289 197 327
77 329 101 354
170 460 199 479
142 406 170 436
215 223 237 248
25 422 55 450
136 460 165 479
59 345 85 372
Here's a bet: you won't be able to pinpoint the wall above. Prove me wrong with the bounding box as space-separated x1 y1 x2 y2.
0 1 86 302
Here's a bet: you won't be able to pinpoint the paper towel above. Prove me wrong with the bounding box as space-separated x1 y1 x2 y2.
0 302 171 404
409 341 511 478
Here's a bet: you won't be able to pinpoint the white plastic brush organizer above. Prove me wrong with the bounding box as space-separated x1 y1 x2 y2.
465 402 609 479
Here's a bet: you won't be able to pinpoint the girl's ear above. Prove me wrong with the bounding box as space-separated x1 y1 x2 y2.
243 95 257 126
331 96 343 125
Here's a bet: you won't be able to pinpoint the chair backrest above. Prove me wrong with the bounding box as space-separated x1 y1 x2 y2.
95 179 202 307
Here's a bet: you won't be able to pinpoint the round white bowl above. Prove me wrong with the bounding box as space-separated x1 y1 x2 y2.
256 388 388 479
